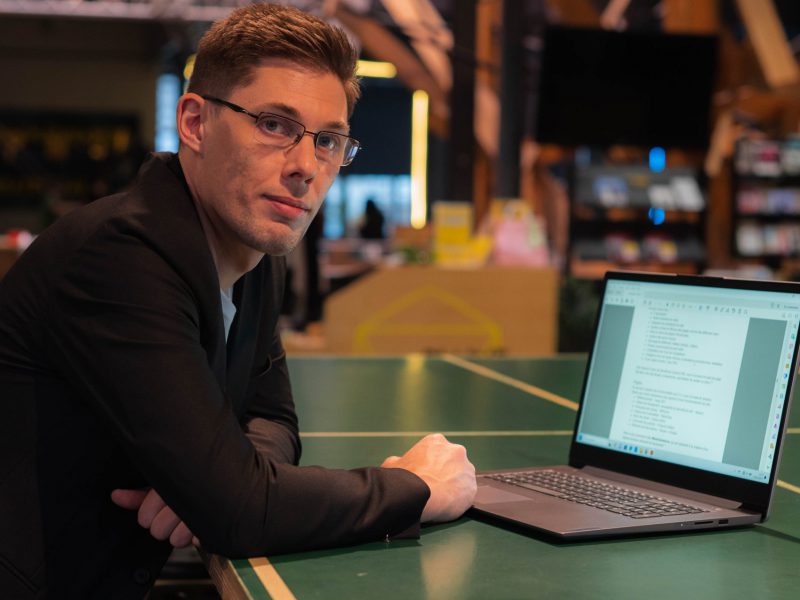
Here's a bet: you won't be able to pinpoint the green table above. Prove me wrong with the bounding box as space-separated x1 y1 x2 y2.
205 355 800 599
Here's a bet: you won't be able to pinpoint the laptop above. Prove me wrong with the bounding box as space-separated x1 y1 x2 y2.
472 271 800 539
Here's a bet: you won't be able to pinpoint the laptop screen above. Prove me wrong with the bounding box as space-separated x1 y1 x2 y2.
575 277 800 484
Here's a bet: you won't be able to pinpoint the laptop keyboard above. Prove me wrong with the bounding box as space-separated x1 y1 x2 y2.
485 470 706 519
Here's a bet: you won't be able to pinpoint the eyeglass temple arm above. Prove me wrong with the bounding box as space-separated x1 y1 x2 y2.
203 95 257 120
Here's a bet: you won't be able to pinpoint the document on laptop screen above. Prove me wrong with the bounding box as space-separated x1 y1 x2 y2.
576 279 800 483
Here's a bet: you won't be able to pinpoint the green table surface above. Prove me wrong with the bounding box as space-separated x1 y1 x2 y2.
207 355 800 600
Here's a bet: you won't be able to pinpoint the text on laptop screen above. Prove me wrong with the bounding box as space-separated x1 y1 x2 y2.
576 279 800 483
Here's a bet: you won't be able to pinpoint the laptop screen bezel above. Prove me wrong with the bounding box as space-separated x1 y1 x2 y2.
568 271 800 512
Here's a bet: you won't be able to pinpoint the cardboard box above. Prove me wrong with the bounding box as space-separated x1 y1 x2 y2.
324 266 558 355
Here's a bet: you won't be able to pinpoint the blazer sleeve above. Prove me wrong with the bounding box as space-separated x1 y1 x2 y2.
240 331 301 466
45 224 429 557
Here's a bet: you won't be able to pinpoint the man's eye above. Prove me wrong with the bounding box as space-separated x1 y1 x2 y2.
317 133 343 153
258 117 290 136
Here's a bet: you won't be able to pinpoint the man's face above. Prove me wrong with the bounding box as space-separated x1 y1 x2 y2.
195 59 349 256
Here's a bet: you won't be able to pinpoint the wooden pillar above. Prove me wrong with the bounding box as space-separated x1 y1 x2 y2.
473 0 502 224
447 1 476 203
496 0 524 198
662 0 730 267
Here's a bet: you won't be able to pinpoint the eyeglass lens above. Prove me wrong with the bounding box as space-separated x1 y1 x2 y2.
253 114 359 166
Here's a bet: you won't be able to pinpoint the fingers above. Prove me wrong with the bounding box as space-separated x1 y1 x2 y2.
150 505 183 542
112 487 195 548
382 432 476 524
170 521 195 548
381 455 400 468
137 489 167 529
416 432 447 447
110 488 148 510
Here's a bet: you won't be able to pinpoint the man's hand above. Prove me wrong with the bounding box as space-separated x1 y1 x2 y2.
382 433 477 523
111 488 198 548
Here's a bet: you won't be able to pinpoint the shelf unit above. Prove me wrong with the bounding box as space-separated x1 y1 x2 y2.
568 164 707 278
733 139 800 270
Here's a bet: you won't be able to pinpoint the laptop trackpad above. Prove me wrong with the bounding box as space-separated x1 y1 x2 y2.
475 485 533 505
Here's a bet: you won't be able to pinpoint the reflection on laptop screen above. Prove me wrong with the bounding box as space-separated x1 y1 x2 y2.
576 279 800 483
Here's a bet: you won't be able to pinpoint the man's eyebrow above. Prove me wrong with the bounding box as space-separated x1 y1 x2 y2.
262 102 349 133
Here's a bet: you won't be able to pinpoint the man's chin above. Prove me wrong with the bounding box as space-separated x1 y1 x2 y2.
251 234 302 257
239 221 306 257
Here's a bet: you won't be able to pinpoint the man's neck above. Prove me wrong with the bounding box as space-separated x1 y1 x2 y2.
197 207 263 290
180 157 263 289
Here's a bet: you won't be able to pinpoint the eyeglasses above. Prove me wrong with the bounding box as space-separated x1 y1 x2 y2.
202 95 361 167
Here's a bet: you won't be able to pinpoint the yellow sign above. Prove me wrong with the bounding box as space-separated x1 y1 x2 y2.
353 285 503 353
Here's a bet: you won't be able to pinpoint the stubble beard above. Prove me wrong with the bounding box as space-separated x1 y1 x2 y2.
238 216 310 257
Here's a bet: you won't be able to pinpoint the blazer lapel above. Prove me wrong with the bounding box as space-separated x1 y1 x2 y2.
153 153 229 396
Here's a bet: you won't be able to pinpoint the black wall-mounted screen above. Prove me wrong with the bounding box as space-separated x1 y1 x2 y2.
535 26 718 149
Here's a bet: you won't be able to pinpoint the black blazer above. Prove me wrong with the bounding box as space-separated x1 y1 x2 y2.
0 153 429 599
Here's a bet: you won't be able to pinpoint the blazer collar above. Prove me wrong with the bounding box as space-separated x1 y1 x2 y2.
136 153 230 396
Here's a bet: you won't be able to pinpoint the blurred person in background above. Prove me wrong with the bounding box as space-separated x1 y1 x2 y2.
359 197 386 239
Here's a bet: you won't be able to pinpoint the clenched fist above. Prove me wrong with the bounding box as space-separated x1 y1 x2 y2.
382 433 477 523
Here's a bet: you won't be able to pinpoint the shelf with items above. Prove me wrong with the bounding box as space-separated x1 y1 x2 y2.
735 138 800 180
735 186 800 217
732 138 800 267
571 205 703 224
735 220 800 259
568 164 707 278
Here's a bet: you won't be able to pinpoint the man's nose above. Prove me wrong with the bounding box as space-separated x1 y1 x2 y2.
284 133 319 179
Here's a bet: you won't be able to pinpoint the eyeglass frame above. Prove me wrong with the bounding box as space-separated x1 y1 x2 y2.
200 94 361 167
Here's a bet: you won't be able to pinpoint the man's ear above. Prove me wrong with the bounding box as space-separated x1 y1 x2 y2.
177 93 205 153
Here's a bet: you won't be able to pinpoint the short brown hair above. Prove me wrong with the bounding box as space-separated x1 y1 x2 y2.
188 3 360 116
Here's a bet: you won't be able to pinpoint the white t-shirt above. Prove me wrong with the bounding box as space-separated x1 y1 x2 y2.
220 287 236 341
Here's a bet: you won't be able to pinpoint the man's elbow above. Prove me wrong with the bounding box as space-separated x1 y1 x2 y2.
196 521 269 558
197 527 306 558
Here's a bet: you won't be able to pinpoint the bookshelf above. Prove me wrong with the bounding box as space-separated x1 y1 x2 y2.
568 164 706 278
733 138 800 270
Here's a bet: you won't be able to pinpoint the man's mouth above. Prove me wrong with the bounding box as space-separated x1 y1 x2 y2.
263 195 310 220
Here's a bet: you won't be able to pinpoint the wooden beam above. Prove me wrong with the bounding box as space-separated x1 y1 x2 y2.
333 8 449 136
704 108 733 178
380 0 453 93
600 0 631 30
544 0 600 27
735 0 800 89
662 0 720 34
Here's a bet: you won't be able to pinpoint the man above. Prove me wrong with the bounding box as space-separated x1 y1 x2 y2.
0 4 476 598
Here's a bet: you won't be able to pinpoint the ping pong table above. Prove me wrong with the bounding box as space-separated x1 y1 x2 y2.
204 355 800 599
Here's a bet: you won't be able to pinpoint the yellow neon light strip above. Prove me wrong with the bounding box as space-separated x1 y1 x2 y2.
410 90 429 229
356 59 397 78
183 53 196 82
